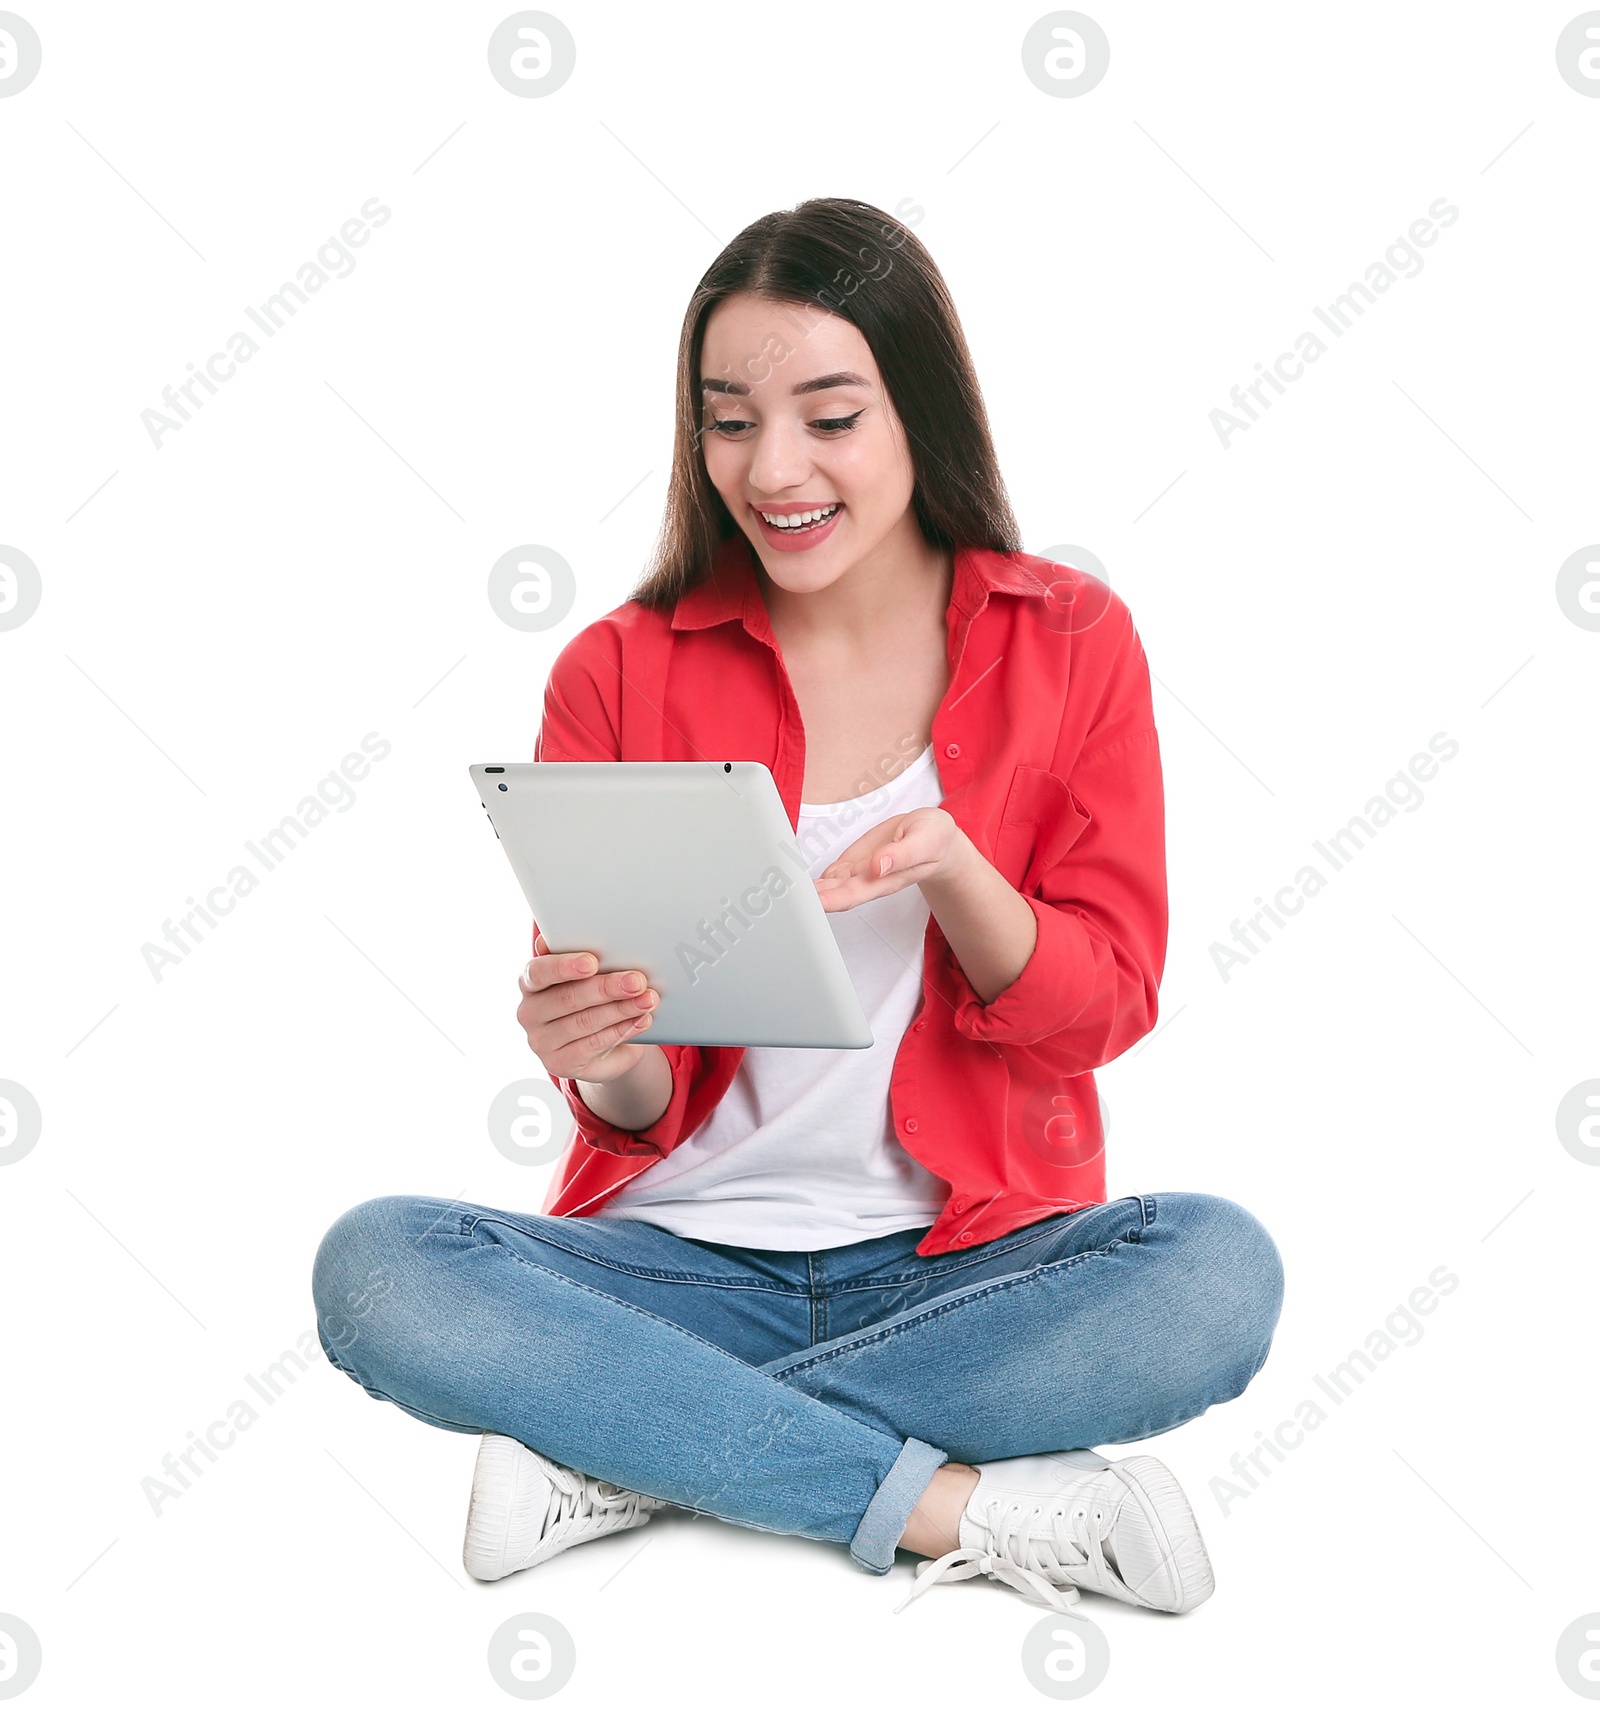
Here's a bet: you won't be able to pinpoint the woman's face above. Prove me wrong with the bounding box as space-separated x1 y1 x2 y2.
699 293 919 595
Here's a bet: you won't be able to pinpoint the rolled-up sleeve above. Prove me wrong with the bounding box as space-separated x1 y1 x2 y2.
947 728 1166 1059
944 607 1167 1063
550 1046 705 1158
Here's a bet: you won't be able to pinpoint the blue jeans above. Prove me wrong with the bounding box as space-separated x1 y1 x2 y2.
310 1191 1283 1575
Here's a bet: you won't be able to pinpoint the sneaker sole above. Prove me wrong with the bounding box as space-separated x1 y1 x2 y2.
463 1433 552 1582
1111 1455 1216 1613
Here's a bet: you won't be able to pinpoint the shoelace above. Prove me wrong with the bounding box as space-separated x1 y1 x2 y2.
542 1463 658 1545
893 1465 1137 1615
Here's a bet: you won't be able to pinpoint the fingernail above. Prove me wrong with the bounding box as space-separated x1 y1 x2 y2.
577 956 597 973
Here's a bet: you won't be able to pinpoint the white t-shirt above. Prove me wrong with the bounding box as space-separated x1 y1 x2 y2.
595 743 950 1250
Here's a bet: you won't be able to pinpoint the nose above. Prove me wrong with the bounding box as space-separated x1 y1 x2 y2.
746 419 815 498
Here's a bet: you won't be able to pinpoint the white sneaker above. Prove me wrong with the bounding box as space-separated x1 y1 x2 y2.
462 1432 670 1582
893 1448 1215 1616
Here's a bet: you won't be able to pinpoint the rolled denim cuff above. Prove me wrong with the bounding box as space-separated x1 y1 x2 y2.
848 1437 949 1574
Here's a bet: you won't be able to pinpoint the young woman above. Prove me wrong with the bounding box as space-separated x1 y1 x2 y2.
311 197 1284 1619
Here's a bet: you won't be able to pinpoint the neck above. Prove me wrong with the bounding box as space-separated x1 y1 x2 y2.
753 516 955 655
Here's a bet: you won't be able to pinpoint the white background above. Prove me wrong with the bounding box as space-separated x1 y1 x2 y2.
2 1 1597 1706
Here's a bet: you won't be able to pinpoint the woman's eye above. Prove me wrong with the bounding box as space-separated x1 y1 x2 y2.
705 410 865 438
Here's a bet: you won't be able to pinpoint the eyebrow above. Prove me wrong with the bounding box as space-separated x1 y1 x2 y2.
700 370 873 398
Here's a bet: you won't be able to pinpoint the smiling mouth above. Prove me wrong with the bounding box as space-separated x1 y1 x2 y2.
754 502 843 532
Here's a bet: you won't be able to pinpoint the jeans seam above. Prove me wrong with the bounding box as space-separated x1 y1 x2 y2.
319 1341 499 1434
344 1382 491 1435
767 1239 1132 1380
487 1245 803 1370
460 1212 808 1294
824 1230 1059 1293
823 1199 1138 1296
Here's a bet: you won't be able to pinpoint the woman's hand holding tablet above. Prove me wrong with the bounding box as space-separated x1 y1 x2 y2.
516 929 659 1083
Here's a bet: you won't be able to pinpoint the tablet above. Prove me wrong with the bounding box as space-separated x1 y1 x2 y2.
468 760 874 1049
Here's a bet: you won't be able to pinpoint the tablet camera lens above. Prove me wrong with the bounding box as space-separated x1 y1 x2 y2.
724 762 732 772
498 783 508 791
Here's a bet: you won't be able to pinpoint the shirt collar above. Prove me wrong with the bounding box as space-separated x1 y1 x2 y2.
669 531 1043 634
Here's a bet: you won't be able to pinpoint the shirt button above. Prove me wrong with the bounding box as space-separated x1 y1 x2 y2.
944 743 961 759
903 1118 919 1134
950 1197 969 1214
914 1019 927 1032
955 1231 977 1246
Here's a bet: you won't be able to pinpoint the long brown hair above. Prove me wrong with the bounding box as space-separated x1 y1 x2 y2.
627 197 1022 613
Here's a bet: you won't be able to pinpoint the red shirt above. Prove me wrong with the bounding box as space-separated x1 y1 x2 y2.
533 532 1167 1256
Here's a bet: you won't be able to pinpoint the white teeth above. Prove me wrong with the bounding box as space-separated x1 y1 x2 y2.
759 503 840 530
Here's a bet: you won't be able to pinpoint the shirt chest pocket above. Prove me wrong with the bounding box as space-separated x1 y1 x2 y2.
991 766 1093 894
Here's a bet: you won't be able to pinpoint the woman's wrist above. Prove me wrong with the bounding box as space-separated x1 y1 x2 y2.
575 1043 672 1133
919 830 1039 1003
